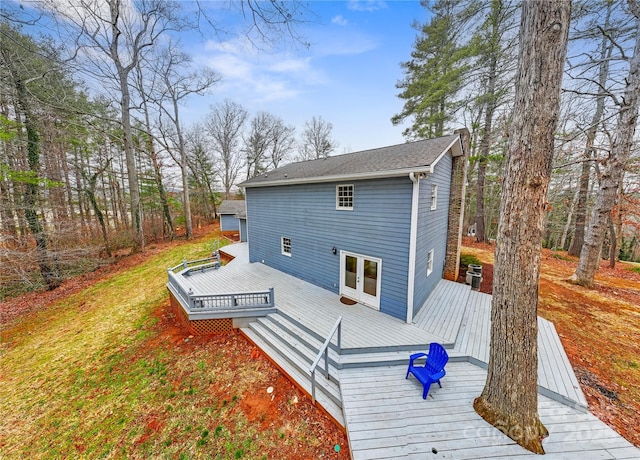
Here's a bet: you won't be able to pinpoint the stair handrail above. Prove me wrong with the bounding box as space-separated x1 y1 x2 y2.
309 316 342 404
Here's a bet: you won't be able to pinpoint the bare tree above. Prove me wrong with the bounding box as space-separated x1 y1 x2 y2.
149 43 219 239
244 112 274 179
567 3 617 256
185 124 218 220
132 59 175 240
243 112 295 175
46 0 185 250
473 0 570 454
205 100 247 199
571 0 640 287
268 116 295 169
299 115 338 160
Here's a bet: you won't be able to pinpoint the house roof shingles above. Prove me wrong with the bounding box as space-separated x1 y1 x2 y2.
241 134 460 188
218 200 245 216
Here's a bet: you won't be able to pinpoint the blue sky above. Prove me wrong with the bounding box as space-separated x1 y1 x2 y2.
181 1 430 153
14 0 430 154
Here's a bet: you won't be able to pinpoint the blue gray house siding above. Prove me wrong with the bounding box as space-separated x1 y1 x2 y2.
246 177 413 320
412 153 453 316
220 214 240 232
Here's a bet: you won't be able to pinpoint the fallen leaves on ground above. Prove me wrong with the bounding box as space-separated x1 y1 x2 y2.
461 238 640 448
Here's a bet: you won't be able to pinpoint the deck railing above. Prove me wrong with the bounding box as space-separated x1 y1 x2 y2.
189 288 275 311
310 316 342 404
167 255 275 314
168 253 221 276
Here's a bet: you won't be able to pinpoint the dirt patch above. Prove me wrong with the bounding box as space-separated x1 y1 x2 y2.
146 308 350 459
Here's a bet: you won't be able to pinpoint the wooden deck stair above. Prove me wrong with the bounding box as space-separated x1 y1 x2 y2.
240 312 345 427
240 310 468 428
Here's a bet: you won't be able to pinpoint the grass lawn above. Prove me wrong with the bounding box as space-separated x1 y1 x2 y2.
0 230 348 459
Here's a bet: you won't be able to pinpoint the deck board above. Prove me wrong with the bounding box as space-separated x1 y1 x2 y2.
178 244 589 409
180 244 446 351
340 363 637 460
413 280 470 345
170 243 621 458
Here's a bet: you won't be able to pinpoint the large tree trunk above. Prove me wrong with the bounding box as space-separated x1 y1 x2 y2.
568 24 613 256
571 4 640 287
474 0 570 454
14 76 62 290
110 1 143 251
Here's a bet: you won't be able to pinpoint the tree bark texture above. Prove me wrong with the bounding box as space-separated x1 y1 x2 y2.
572 4 640 287
474 0 570 454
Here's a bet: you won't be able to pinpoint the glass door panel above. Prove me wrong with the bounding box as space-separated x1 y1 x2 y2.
363 259 378 297
340 251 381 311
345 255 357 289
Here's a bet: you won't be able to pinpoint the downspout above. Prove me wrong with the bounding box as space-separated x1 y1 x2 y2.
406 172 421 323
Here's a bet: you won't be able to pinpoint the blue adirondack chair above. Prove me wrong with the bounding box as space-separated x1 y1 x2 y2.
405 342 449 399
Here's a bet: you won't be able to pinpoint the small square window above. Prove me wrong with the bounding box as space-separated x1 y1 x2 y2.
336 185 354 210
281 237 292 257
431 184 438 210
427 249 434 276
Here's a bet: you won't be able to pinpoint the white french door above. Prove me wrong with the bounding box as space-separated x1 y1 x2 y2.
340 251 382 310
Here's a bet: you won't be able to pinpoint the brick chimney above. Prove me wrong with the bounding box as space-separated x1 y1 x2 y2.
443 128 470 281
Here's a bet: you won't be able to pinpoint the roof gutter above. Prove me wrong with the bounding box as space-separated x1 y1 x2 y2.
241 165 436 189
406 170 428 324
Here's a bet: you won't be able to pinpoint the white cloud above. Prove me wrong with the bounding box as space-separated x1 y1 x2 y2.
331 15 348 26
200 37 323 104
347 1 388 12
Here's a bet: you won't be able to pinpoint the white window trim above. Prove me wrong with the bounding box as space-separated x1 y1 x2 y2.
430 184 438 210
427 249 434 276
281 237 292 257
336 184 354 210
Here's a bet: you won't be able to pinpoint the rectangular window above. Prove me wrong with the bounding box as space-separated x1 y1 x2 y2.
336 184 354 210
431 184 438 210
427 249 434 276
281 237 292 257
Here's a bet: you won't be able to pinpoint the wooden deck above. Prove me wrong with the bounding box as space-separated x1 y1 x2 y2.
178 244 446 352
341 363 638 460
169 243 637 459
449 287 588 411
413 279 471 346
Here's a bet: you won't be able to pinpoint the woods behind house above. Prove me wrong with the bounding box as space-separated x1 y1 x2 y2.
1 0 639 298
